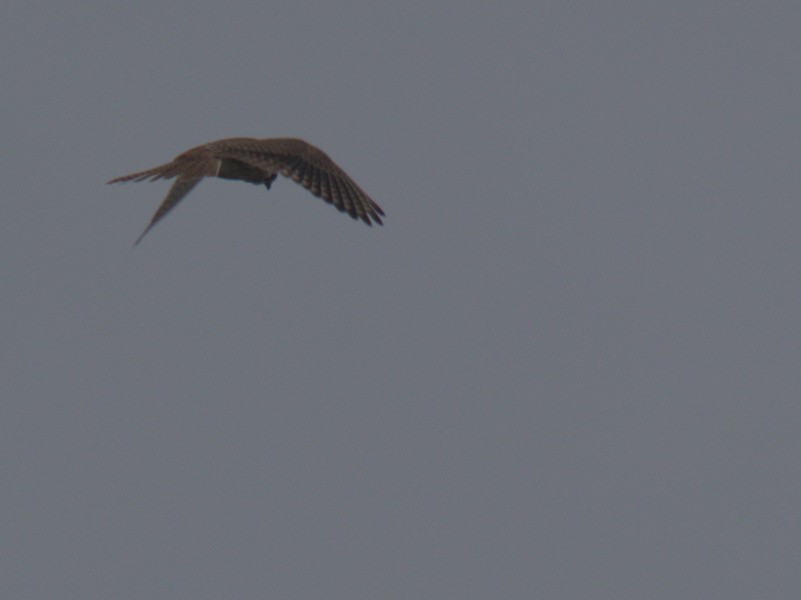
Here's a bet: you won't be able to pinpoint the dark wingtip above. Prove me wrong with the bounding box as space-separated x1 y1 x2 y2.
133 223 153 246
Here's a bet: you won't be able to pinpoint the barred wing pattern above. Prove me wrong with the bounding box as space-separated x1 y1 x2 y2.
108 137 384 245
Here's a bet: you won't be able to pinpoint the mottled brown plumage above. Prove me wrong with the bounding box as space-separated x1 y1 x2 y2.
108 137 384 245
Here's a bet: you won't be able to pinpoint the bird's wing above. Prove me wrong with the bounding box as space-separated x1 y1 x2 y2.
109 150 219 244
134 175 203 245
219 139 384 225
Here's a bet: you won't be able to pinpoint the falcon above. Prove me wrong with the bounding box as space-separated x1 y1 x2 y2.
108 137 384 244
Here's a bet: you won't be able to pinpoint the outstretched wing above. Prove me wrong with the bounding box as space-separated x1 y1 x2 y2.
133 176 203 245
217 138 385 225
109 137 384 245
109 150 219 244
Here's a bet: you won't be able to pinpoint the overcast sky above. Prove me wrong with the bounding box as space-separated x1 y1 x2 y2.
3 2 801 598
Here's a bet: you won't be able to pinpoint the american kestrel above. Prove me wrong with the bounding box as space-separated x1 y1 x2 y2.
108 137 384 244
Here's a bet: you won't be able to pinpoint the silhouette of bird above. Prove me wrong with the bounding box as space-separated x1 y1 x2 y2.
108 137 384 245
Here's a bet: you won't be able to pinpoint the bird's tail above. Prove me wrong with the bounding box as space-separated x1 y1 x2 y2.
108 158 215 184
107 163 174 184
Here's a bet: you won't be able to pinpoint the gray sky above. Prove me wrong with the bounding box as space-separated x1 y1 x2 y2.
3 2 801 598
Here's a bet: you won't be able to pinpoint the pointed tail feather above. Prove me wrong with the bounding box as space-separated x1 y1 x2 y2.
108 163 176 184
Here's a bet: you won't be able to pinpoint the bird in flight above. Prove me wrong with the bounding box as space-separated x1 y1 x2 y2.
108 137 384 245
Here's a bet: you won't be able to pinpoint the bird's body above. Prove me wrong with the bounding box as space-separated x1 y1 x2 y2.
108 137 384 244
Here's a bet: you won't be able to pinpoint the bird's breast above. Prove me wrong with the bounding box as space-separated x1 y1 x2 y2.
216 158 275 185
